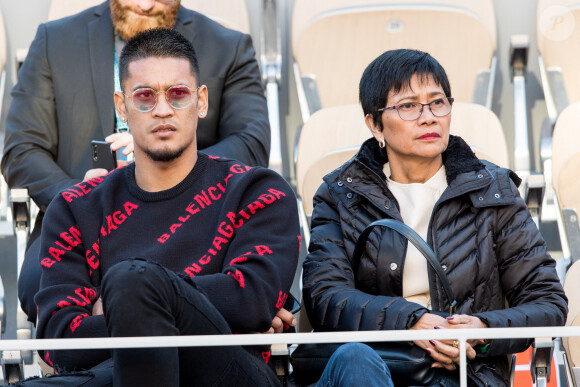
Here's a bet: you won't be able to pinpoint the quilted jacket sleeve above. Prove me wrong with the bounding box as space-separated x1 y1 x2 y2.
473 177 568 357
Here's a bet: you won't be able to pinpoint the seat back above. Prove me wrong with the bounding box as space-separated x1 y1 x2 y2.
295 102 509 218
537 0 580 105
552 101 580 207
450 102 509 168
181 0 250 34
295 104 369 216
292 0 496 109
563 261 580 368
47 0 250 33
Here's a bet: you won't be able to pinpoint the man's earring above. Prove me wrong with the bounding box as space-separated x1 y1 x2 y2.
199 111 206 117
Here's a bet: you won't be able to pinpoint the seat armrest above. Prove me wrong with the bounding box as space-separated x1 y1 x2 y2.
563 208 580 264
524 173 545 226
530 337 554 384
10 188 31 234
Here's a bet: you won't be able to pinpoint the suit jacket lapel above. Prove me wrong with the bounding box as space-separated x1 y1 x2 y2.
175 6 196 48
88 2 115 139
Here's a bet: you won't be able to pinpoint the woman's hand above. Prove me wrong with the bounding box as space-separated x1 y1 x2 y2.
410 313 459 369
410 313 486 370
427 314 488 369
445 314 489 347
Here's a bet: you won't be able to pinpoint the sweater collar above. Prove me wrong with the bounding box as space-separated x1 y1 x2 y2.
125 152 209 202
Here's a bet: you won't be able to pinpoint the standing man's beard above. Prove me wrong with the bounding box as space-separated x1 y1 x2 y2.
110 0 180 41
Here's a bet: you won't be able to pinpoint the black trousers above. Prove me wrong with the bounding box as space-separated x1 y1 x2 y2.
19 258 281 386
100 258 281 386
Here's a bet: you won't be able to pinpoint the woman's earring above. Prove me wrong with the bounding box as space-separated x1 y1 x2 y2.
378 138 386 148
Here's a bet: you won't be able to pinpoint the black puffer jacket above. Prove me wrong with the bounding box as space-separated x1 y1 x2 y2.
303 135 567 386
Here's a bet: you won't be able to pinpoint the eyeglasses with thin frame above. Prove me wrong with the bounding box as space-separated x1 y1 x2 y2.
378 97 454 121
124 85 199 112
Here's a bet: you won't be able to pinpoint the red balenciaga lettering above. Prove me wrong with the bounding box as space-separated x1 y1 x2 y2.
158 171 249 244
70 313 89 332
181 188 284 277
255 245 273 256
44 352 54 367
262 351 271 364
228 269 245 287
61 176 105 203
100 201 139 237
56 287 97 309
41 225 83 268
276 291 288 309
86 239 100 271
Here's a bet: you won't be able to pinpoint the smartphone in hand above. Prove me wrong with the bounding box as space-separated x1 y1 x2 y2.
91 140 117 171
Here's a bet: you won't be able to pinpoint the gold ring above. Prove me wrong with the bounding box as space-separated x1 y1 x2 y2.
452 340 459 348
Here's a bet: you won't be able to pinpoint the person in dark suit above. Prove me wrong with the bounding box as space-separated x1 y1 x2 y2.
1 0 270 323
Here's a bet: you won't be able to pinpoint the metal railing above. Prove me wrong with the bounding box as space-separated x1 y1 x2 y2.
1 326 579 386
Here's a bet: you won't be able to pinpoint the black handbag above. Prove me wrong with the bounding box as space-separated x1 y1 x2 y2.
291 219 457 386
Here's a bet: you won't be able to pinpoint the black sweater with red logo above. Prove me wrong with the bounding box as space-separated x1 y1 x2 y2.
35 153 300 370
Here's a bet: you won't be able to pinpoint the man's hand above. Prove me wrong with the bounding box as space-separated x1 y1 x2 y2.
260 308 297 334
83 168 108 181
106 132 134 160
92 298 104 316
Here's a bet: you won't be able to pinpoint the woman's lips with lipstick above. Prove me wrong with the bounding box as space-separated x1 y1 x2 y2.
418 132 440 140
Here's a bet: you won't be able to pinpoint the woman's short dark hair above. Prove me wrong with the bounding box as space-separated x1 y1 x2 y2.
119 28 200 89
359 49 451 131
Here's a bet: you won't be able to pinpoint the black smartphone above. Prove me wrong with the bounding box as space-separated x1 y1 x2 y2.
91 140 117 171
284 293 301 314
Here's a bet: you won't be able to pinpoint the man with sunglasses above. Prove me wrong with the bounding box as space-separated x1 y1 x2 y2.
31 28 297 386
2 0 270 324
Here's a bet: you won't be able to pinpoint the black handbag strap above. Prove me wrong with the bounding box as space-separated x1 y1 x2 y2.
352 219 457 315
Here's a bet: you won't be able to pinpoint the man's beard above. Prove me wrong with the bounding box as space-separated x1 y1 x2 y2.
143 144 188 162
110 0 180 41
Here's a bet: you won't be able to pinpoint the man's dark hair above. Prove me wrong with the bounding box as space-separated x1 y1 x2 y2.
119 28 200 89
359 49 451 131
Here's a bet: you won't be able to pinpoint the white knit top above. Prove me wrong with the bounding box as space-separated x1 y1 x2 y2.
384 163 447 309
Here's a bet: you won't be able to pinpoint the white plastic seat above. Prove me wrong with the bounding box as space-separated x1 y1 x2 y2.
292 0 497 120
537 0 580 120
295 102 508 223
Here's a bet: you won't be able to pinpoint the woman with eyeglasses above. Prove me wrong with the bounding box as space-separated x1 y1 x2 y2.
302 49 567 386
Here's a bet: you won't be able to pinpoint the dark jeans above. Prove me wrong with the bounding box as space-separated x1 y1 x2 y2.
315 343 460 387
316 343 394 387
101 258 280 386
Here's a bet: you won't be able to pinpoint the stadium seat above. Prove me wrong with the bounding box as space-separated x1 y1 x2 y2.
551 102 580 265
291 0 497 121
563 260 580 384
537 0 580 122
536 1 580 213
295 102 509 221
